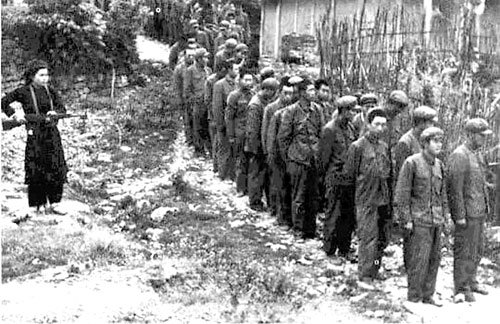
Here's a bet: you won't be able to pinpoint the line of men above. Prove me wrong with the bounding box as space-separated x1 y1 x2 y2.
172 53 494 305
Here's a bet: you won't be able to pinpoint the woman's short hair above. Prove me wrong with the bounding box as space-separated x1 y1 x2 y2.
24 59 49 85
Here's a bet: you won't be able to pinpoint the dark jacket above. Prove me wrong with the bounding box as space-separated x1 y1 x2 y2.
277 99 324 166
395 152 446 227
446 144 490 222
212 76 236 134
345 134 390 207
245 92 272 155
266 107 288 165
394 129 422 181
226 87 254 141
318 117 357 186
261 97 285 156
184 64 212 102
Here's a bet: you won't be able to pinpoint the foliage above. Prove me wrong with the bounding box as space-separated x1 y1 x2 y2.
2 0 142 77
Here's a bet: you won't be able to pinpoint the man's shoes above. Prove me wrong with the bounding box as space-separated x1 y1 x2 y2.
249 203 266 212
471 286 489 295
422 297 443 307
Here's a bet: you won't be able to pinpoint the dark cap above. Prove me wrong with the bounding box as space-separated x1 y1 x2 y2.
413 105 437 121
189 19 199 26
464 118 493 135
420 126 444 142
260 66 275 80
261 77 279 90
359 93 378 106
388 90 409 107
224 38 238 49
235 43 248 52
366 107 387 123
336 95 358 109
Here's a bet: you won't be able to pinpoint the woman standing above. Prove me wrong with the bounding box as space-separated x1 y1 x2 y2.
2 59 68 215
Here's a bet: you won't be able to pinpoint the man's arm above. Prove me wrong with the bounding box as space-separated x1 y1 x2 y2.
225 91 238 140
394 158 415 224
317 125 334 176
344 141 362 187
212 82 225 133
446 151 467 223
277 107 294 162
245 102 260 154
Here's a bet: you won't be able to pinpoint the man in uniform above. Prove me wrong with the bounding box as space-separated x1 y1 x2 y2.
245 77 279 211
393 105 438 270
315 79 335 122
319 95 359 258
212 59 237 180
184 48 212 156
226 69 255 195
278 77 324 238
173 49 195 146
261 76 294 215
395 127 447 306
205 67 227 172
214 20 231 53
187 19 211 54
345 107 391 281
447 118 492 303
214 38 238 73
352 93 378 137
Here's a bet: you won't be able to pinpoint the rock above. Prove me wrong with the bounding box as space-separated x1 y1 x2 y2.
229 220 245 228
81 167 99 175
150 207 173 222
97 153 112 163
136 199 151 210
146 228 164 241
297 257 313 266
357 281 375 291
373 310 385 318
349 292 369 303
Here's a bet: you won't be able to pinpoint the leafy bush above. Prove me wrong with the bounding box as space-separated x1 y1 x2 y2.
2 0 141 77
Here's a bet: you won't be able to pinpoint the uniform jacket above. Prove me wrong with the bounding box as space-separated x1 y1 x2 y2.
320 101 336 122
214 50 232 72
345 134 390 206
395 152 446 227
266 107 288 165
277 99 324 166
394 129 422 183
446 144 490 222
225 87 254 140
172 61 188 102
318 117 357 186
245 92 272 155
212 76 236 134
261 97 285 156
205 73 219 122
184 64 212 102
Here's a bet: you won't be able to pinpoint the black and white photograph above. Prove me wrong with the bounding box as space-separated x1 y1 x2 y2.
1 0 499 323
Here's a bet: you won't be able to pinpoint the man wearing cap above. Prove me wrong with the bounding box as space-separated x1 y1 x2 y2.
261 76 294 216
173 49 195 146
394 105 438 270
187 19 211 54
345 107 391 281
352 93 378 137
214 21 231 53
319 95 359 258
447 118 492 303
212 60 237 180
235 43 249 67
395 127 447 306
226 68 255 195
266 80 296 226
184 48 212 156
315 79 335 122
278 77 324 238
214 38 238 73
245 77 280 211
205 67 227 172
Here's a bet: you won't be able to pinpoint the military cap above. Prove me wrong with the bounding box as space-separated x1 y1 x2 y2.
260 66 275 80
194 48 209 58
224 38 238 49
336 95 358 109
189 19 199 27
464 118 493 135
388 90 409 107
420 126 444 142
359 93 378 106
261 77 280 90
366 106 387 123
288 76 303 85
235 43 249 52
413 105 437 121
219 20 230 28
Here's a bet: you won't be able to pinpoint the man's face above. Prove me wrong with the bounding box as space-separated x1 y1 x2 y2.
470 132 487 149
263 88 276 100
190 24 199 33
317 84 331 102
425 137 443 156
386 102 404 119
305 84 317 102
281 86 294 105
236 50 248 60
341 108 357 123
367 116 387 137
240 74 254 89
228 64 237 78
185 51 195 65
220 27 228 37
